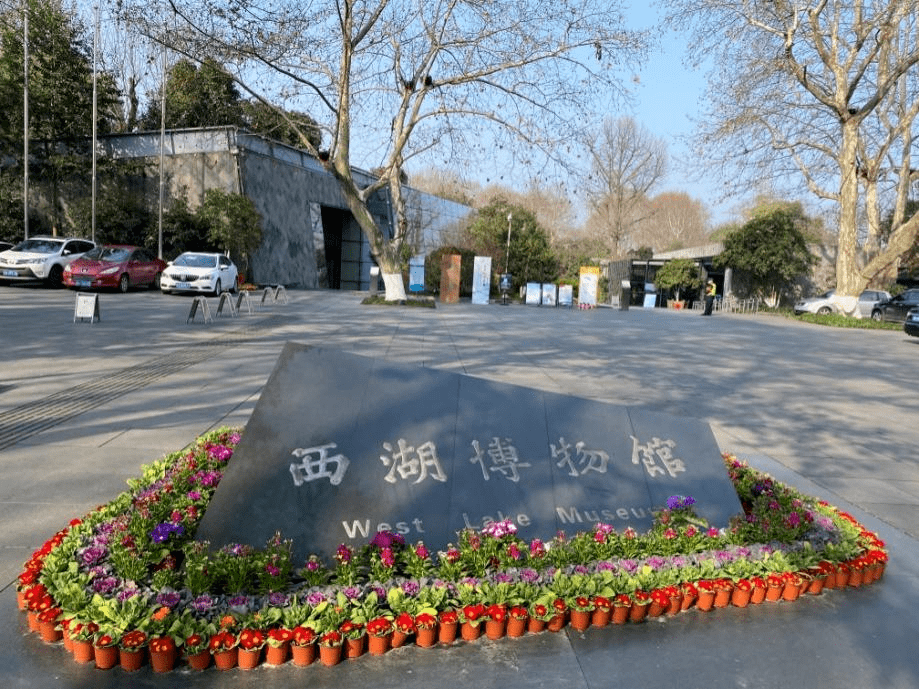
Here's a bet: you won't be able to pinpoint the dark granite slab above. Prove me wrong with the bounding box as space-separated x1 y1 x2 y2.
196 344 740 562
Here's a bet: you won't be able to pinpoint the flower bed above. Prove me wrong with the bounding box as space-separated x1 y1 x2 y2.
17 428 888 672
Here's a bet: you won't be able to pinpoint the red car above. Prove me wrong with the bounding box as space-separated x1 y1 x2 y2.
63 245 167 292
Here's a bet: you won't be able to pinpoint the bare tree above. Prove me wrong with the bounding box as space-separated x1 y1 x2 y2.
583 116 667 257
124 0 645 300
663 0 919 305
634 191 711 252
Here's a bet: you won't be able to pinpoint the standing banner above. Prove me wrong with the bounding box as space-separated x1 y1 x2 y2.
471 256 492 305
558 284 574 307
408 256 425 292
578 266 600 306
525 283 541 305
541 283 557 306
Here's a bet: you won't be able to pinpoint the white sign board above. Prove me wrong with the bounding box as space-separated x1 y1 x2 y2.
558 284 574 307
541 283 557 306
471 256 492 305
525 282 542 305
73 293 100 323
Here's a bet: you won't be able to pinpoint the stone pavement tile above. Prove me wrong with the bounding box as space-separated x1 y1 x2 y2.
818 477 919 506
861 504 919 540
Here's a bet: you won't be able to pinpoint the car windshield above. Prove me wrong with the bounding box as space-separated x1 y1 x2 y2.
174 254 217 268
83 246 131 262
11 239 63 254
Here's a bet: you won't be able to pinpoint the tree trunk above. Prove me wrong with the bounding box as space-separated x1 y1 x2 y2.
835 121 867 297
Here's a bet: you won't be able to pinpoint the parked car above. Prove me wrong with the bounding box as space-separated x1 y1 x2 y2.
871 289 919 323
63 245 167 292
794 289 836 315
0 236 95 287
905 307 919 338
160 252 238 295
793 289 891 317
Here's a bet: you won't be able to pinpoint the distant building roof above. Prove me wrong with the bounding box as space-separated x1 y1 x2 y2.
653 243 724 261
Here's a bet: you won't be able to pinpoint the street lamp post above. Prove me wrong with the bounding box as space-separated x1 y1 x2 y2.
505 212 512 274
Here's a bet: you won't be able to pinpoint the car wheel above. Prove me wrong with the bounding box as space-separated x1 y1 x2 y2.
871 310 883 322
47 265 64 288
817 306 831 315
229 278 238 294
119 274 130 293
152 272 162 290
213 278 222 296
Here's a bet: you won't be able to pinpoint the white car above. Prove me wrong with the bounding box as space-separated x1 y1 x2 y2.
160 252 238 296
793 289 891 317
0 236 95 287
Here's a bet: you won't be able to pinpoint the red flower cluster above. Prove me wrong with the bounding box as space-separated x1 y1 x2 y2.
267 628 293 646
367 617 393 637
208 631 237 651
292 626 316 646
395 612 416 633
238 628 266 650
486 604 507 622
120 630 148 649
319 630 342 647
414 613 437 629
438 610 459 625
149 636 175 653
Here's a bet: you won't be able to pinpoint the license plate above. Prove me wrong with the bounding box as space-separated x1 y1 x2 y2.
75 279 91 288
176 282 191 290
2 269 16 277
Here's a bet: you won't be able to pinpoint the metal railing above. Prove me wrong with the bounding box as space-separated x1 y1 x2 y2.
691 296 760 314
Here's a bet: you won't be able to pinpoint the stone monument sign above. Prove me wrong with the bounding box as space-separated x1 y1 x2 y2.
196 344 741 563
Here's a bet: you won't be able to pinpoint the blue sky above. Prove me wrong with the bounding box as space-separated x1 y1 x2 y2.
622 4 736 226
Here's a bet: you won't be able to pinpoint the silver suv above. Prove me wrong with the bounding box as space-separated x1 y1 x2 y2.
0 236 95 287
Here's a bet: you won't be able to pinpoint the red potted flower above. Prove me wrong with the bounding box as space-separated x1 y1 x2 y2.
208 630 239 670
118 630 148 672
290 625 317 666
265 627 293 665
237 628 266 669
508 605 529 637
414 612 438 647
438 609 459 644
366 616 394 655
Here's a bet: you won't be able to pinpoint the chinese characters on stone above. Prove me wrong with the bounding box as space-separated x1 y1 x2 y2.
380 439 448 484
630 435 685 478
289 443 350 486
470 437 532 482
290 434 686 487
551 437 610 477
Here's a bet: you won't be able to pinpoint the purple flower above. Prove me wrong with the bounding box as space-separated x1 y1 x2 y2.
91 576 120 594
151 522 184 544
267 592 288 607
192 594 214 612
156 591 181 608
305 591 327 606
81 545 108 566
520 568 540 584
402 580 420 597
117 586 141 602
187 490 202 501
208 445 233 461
342 586 361 600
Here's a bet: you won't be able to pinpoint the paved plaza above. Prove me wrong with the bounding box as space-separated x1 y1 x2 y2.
1 285 917 688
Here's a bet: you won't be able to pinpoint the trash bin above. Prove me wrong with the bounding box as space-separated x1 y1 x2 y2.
619 280 631 311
